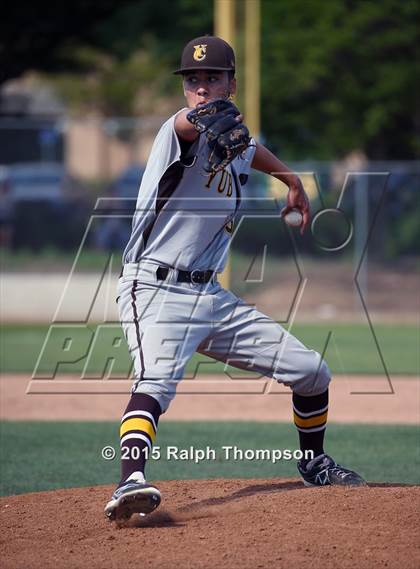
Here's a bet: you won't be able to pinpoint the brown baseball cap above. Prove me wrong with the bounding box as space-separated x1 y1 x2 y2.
173 35 235 75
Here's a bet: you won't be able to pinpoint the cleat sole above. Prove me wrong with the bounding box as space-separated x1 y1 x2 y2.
105 486 161 522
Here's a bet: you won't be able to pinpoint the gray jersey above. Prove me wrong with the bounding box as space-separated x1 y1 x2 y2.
123 110 256 271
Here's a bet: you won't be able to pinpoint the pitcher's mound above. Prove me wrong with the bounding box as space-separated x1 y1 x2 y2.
1 479 419 569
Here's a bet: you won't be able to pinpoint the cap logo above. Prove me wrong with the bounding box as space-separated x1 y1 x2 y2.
193 44 207 61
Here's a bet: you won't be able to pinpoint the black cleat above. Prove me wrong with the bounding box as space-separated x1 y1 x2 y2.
105 481 161 522
298 454 367 487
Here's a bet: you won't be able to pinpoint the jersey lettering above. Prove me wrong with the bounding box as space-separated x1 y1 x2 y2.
122 111 256 270
217 170 233 197
205 170 233 197
225 219 234 234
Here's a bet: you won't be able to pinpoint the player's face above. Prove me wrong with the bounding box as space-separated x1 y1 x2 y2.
183 70 236 108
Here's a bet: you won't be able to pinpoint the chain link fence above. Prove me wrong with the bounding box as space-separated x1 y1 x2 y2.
0 117 418 261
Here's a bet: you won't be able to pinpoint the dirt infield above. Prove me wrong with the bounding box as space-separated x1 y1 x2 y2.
2 375 419 568
1 480 419 569
1 374 418 424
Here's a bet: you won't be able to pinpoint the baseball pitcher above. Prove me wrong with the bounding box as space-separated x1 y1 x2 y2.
105 35 366 523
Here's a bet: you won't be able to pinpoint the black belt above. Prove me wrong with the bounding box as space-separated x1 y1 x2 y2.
156 266 215 284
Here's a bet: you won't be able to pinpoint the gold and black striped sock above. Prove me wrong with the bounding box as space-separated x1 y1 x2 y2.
119 393 162 484
293 389 329 460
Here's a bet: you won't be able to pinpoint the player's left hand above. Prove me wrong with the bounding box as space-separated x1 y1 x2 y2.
281 179 310 235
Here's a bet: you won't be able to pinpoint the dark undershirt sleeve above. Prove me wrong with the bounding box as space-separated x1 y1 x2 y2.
179 138 193 160
178 137 200 167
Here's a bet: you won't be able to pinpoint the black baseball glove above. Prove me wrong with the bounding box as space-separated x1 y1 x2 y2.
187 98 251 174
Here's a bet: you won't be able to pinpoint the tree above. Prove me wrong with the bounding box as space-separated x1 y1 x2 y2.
0 0 213 85
261 0 419 159
1 0 417 159
0 0 212 116
0 2 137 84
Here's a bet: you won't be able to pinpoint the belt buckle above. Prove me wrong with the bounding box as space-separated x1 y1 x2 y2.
190 270 203 284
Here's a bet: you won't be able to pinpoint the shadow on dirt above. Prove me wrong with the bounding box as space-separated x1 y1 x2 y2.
129 480 303 528
177 480 303 513
125 481 419 529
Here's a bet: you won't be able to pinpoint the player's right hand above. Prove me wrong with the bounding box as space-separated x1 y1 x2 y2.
281 179 310 235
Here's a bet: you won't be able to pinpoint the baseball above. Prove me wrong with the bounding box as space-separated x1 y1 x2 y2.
284 209 303 227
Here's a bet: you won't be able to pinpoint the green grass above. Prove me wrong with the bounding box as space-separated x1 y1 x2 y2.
1 323 418 376
0 421 418 496
0 247 115 272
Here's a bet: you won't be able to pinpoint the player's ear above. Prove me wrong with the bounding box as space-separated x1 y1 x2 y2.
228 76 237 97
